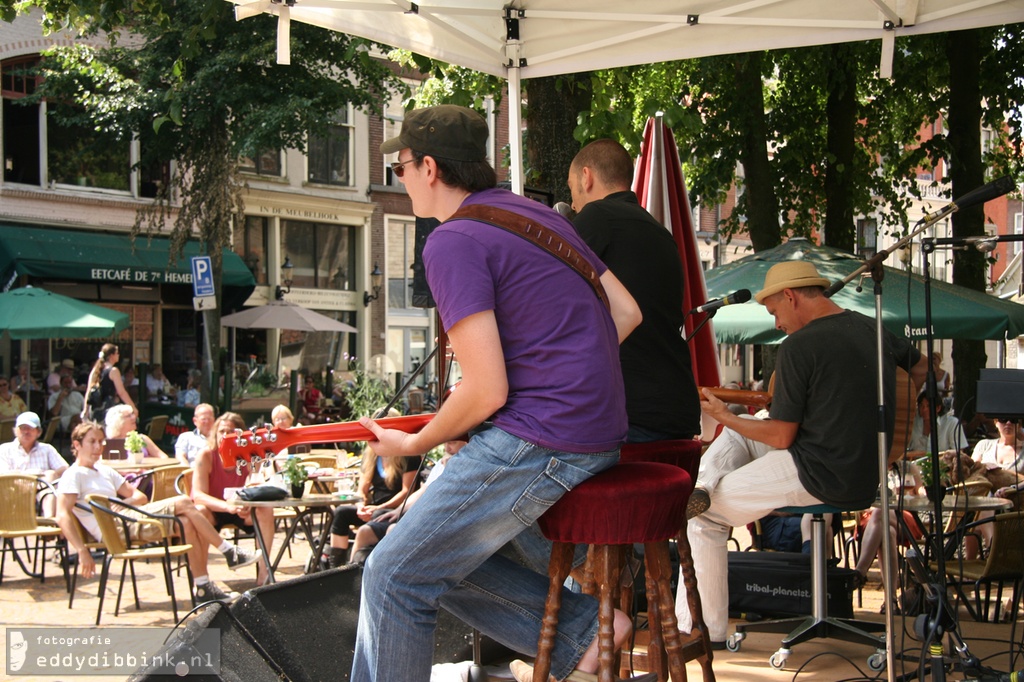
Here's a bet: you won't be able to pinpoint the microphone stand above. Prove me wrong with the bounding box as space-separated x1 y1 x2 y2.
684 307 716 344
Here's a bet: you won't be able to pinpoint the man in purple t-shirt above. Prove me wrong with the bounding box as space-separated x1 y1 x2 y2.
353 105 648 682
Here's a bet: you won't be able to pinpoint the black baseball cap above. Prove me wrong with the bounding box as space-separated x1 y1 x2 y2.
380 105 488 162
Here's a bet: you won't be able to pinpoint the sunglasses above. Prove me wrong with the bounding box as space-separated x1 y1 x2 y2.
390 159 416 178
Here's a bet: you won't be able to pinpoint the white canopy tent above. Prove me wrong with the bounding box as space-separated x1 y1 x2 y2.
232 0 1024 191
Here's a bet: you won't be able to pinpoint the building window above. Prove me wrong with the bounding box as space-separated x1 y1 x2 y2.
308 106 353 186
235 216 270 285
47 102 131 191
3 56 166 194
239 150 283 177
387 219 423 310
856 218 877 259
281 220 355 291
383 94 406 187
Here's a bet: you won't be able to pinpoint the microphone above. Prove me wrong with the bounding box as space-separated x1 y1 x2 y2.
553 202 573 218
690 289 751 315
920 175 1015 224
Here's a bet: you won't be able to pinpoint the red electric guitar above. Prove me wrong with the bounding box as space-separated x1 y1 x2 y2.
219 413 435 473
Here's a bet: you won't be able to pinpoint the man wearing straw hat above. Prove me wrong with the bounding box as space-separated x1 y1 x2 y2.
676 260 928 647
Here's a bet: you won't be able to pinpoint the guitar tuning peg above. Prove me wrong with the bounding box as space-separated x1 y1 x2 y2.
252 435 263 445
235 460 249 476
237 437 249 447
266 432 278 443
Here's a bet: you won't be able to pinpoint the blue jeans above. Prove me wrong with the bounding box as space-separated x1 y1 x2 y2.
350 427 619 681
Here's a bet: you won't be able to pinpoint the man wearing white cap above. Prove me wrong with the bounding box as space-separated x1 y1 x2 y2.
0 411 68 515
675 260 928 648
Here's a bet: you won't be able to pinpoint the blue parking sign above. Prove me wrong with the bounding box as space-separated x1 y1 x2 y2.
191 256 215 298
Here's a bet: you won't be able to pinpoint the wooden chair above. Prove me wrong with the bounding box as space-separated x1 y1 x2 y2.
65 508 107 609
85 494 195 624
0 473 64 585
174 469 192 497
42 418 60 445
936 511 1024 622
300 454 337 470
0 419 14 444
146 415 169 442
150 464 191 503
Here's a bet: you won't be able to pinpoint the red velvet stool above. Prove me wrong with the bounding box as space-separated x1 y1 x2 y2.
532 462 690 682
620 440 715 682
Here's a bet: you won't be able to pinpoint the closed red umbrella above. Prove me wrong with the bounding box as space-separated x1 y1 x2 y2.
632 115 721 389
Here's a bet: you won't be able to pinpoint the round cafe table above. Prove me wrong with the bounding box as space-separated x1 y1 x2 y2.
234 492 361 584
875 494 1013 562
103 457 178 471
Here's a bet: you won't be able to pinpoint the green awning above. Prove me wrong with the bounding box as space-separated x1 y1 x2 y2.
0 223 256 308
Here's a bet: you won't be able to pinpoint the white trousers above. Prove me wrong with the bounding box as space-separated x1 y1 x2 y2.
675 426 822 641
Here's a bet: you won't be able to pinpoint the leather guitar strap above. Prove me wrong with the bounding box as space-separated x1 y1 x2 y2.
448 204 610 310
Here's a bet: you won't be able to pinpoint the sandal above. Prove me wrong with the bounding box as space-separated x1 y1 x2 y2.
851 571 868 590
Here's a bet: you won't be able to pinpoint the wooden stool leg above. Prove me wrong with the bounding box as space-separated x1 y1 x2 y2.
644 552 668 681
676 528 716 682
592 544 623 682
646 541 687 682
536 541 576 682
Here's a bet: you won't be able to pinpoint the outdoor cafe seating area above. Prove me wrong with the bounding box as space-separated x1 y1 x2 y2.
3 442 1024 681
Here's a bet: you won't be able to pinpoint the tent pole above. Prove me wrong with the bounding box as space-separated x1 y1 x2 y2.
505 42 524 195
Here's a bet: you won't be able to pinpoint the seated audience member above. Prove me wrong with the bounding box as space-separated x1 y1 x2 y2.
267 405 299 461
56 421 260 600
299 375 323 424
192 412 275 585
964 418 1024 558
145 364 176 401
908 392 967 454
177 369 203 409
175 403 216 465
0 377 28 420
346 441 463 566
122 366 140 404
973 418 1024 473
0 411 68 515
755 512 834 554
48 374 84 434
321 443 422 568
852 458 925 605
46 359 76 396
105 404 170 459
11 362 41 395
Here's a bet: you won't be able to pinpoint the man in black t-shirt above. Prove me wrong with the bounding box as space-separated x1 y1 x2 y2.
569 139 700 442
676 260 928 646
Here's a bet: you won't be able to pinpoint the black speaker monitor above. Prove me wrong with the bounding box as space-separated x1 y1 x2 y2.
977 368 1024 419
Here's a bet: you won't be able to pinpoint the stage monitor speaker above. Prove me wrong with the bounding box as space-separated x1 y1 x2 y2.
133 566 505 681
129 601 283 682
977 368 1024 419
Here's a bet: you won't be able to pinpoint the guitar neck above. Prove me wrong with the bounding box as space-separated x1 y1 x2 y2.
220 413 435 471
699 387 771 409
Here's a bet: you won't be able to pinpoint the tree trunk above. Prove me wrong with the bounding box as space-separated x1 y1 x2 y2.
946 29 988 425
525 73 592 204
734 53 781 253
822 45 857 252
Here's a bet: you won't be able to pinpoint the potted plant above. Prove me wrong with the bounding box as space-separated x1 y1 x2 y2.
125 430 146 465
282 457 308 499
914 455 949 503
